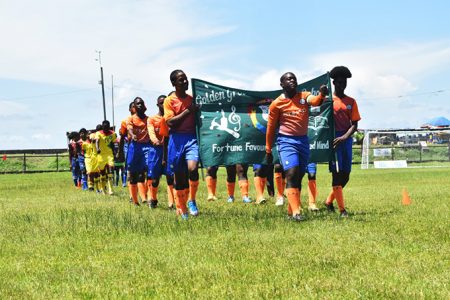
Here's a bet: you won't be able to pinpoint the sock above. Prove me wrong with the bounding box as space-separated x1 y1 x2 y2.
189 180 199 201
167 184 175 207
122 172 127 185
146 179 153 200
184 188 190 203
175 189 187 214
137 182 147 202
254 177 263 201
238 179 249 197
87 175 94 189
151 186 158 201
211 178 217 195
107 173 114 193
94 176 100 191
130 184 139 204
333 185 345 212
73 178 78 187
226 181 235 197
274 172 284 198
261 177 267 196
205 176 214 197
286 188 301 215
326 190 335 204
308 180 317 205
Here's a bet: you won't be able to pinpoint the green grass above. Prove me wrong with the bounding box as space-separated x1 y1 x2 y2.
0 165 449 299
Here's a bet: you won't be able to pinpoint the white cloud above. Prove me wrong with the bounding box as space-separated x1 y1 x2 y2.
0 101 28 117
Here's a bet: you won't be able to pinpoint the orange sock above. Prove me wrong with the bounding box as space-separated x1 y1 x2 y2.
211 178 217 195
130 184 139 204
238 179 249 197
286 187 301 215
333 186 345 212
146 179 153 200
167 184 175 206
308 180 317 205
175 189 187 214
274 172 284 197
151 186 158 200
261 177 267 195
137 182 147 202
205 176 214 196
189 180 199 200
253 177 263 201
326 190 335 204
226 181 235 197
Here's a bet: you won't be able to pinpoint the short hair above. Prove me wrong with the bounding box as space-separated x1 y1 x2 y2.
170 69 184 83
157 95 166 100
133 97 143 104
280 72 296 82
330 66 352 79
96 124 102 131
129 101 135 109
79 128 87 134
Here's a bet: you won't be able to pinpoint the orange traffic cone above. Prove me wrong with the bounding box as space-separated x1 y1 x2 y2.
402 188 411 206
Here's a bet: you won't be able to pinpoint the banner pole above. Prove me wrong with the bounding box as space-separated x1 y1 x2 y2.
192 79 205 181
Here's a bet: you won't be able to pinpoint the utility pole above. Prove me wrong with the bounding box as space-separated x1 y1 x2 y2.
111 75 115 129
96 50 107 121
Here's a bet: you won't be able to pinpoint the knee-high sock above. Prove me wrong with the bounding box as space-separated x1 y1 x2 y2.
226 182 235 197
254 177 264 201
333 186 345 212
274 172 284 198
146 179 153 200
130 184 139 204
137 182 147 202
174 189 187 214
238 179 249 197
107 173 114 193
94 175 100 191
286 188 301 215
189 180 199 201
211 178 217 195
151 186 158 200
308 180 317 205
167 184 175 206
326 190 335 204
205 176 215 197
87 174 94 189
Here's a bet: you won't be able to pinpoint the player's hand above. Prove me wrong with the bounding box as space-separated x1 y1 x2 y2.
333 136 347 148
265 152 273 165
319 85 329 97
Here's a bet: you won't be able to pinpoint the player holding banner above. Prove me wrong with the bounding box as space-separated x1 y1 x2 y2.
265 72 328 221
325 66 361 217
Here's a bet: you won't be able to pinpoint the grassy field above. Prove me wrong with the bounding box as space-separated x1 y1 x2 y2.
0 165 449 299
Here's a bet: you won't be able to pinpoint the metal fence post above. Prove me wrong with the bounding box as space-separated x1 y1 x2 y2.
56 153 59 172
23 153 26 173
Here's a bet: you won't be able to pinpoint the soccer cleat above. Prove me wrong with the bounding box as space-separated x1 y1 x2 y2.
339 210 349 218
324 201 335 213
308 203 319 212
291 213 306 222
256 198 267 205
242 196 252 203
187 200 199 216
122 182 127 188
181 213 189 220
149 200 158 209
207 195 218 202
227 196 235 203
275 196 284 206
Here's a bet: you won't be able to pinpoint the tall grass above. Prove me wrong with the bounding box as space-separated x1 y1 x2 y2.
0 165 449 298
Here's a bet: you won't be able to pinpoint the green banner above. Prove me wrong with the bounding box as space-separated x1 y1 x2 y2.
193 74 334 167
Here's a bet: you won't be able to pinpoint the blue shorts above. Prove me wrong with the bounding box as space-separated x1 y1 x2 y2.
329 131 353 173
147 145 172 179
168 133 199 173
71 157 80 179
78 155 86 172
127 141 151 173
253 164 263 171
276 134 310 171
306 162 317 174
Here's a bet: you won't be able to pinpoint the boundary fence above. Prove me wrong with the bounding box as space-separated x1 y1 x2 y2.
0 149 70 174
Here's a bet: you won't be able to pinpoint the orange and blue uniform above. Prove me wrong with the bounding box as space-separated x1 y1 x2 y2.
147 114 170 178
266 91 324 171
163 93 199 173
329 95 361 172
126 114 150 173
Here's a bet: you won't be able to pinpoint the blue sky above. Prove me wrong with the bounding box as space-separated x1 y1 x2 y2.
1 0 450 149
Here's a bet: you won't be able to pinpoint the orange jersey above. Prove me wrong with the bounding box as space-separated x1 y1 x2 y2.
266 91 324 153
127 114 150 143
119 119 128 136
333 95 361 132
163 93 195 134
147 114 166 144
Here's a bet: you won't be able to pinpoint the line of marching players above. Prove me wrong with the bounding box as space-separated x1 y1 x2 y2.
68 66 361 221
